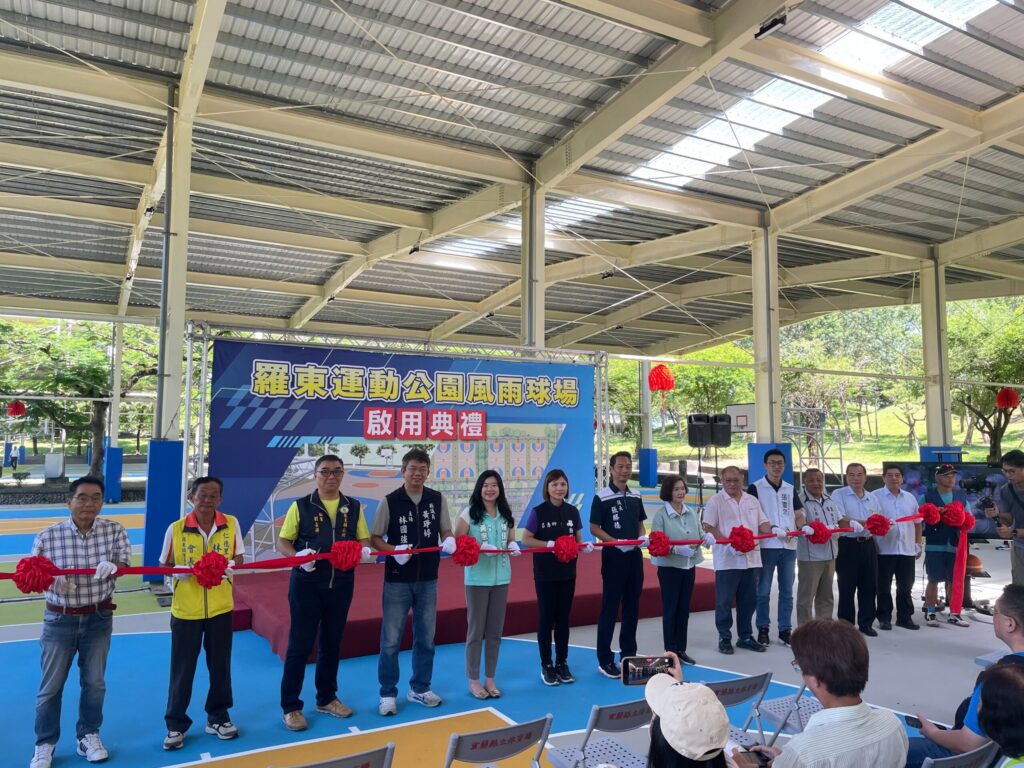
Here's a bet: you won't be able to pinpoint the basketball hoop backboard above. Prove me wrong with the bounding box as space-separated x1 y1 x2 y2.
726 403 755 433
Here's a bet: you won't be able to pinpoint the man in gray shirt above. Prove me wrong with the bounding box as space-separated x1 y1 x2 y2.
996 449 1024 586
796 468 848 625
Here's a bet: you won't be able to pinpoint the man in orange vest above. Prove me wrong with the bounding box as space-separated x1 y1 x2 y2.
160 476 245 751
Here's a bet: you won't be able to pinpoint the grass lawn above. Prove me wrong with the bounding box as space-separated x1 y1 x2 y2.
0 555 166 627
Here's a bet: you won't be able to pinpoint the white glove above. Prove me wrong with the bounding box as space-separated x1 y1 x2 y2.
546 539 556 548
507 541 521 557
361 546 374 562
224 559 236 579
801 525 815 536
93 560 117 580
639 535 650 549
914 543 923 556
480 542 498 554
772 526 788 541
441 536 457 555
729 544 744 556
616 543 637 553
582 541 595 554
672 545 695 558
296 547 317 572
849 520 864 533
702 532 717 547
393 544 411 566
52 575 76 595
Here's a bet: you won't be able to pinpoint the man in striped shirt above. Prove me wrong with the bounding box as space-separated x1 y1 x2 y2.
29 476 131 768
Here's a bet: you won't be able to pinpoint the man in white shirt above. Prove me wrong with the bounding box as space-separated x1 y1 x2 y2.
797 468 846 625
702 466 771 655
748 449 805 647
872 464 923 631
832 463 875 636
750 619 908 768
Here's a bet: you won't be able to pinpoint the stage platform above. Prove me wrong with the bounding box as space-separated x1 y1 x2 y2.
234 555 716 660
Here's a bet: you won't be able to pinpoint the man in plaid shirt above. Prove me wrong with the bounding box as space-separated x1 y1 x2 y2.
29 476 131 768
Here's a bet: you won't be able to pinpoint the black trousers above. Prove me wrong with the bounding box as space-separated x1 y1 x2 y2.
596 548 644 666
657 566 695 655
836 538 878 630
165 611 234 732
877 554 916 624
279 574 354 712
535 578 575 667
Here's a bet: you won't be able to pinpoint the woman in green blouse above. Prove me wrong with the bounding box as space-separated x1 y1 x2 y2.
650 474 704 666
454 470 520 699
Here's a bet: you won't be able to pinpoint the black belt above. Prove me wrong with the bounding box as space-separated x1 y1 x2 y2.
46 601 116 615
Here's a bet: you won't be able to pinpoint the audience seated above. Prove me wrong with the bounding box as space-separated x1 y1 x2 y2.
976 663 1024 766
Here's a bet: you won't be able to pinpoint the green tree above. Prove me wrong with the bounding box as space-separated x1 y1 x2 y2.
350 443 369 465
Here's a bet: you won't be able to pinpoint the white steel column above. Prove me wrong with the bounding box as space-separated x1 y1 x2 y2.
155 91 191 440
108 324 123 442
640 360 653 450
752 227 782 442
520 180 545 348
921 258 953 446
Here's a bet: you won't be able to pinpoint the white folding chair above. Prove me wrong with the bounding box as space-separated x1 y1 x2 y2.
701 671 774 747
443 714 553 768
759 680 824 735
921 741 1001 768
300 742 395 768
547 698 652 768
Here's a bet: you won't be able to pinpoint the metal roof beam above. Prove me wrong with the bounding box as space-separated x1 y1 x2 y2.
533 0 790 189
935 216 1024 264
787 223 931 260
955 254 1024 281
556 0 714 47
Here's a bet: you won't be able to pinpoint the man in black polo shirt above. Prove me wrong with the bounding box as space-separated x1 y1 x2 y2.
590 451 648 678
371 448 455 716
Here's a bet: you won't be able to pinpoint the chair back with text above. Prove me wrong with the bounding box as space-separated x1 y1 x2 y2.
921 741 1000 768
702 672 773 745
443 715 552 767
301 742 395 768
547 699 651 768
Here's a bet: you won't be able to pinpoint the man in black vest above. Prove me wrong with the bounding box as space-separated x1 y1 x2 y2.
371 448 455 716
277 455 370 732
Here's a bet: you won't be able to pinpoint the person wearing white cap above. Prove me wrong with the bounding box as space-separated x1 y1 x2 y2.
645 655 730 768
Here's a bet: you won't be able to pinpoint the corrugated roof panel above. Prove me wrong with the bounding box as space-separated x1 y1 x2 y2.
657 300 751 324
0 165 140 207
925 35 1024 93
810 99 933 141
553 282 650 315
883 55 1005 107
0 265 120 304
183 285 308 318
349 261 515 302
312 299 456 330
800 0 886 24
585 327 676 348
0 212 130 263
778 9 851 48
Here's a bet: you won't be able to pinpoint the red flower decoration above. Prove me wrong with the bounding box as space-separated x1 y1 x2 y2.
13 555 58 594
728 526 755 553
996 387 1020 410
647 531 671 557
942 501 966 528
865 514 891 537
647 364 675 393
553 535 580 563
452 535 481 567
6 400 26 418
192 550 229 589
328 540 362 571
807 520 833 545
918 503 942 526
960 514 976 533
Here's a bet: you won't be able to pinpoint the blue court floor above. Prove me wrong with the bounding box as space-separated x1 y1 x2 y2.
2 631 808 768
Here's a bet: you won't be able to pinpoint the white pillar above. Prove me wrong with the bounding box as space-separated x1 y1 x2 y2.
752 227 782 442
155 91 191 440
520 180 545 348
640 360 653 449
921 257 952 446
109 324 123 441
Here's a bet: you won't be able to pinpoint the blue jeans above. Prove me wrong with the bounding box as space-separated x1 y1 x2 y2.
35 609 113 746
378 579 438 698
757 548 797 631
715 568 757 642
905 736 954 768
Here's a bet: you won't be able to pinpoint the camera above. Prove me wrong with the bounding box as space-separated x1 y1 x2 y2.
960 475 995 494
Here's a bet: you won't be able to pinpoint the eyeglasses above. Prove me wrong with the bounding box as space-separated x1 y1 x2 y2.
317 469 344 478
790 658 801 673
404 466 429 475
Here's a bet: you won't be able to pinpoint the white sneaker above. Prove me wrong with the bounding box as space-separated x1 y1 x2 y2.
29 743 55 768
407 689 442 707
378 696 397 716
76 733 109 763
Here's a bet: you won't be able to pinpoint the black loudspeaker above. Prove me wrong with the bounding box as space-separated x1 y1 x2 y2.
687 413 711 448
711 413 732 447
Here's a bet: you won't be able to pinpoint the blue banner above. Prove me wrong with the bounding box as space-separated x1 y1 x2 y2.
209 339 596 534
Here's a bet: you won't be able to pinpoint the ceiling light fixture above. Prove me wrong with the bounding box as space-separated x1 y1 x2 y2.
754 12 787 40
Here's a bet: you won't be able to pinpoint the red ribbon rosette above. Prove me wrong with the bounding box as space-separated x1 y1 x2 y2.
192 550 229 589
328 540 362 571
865 513 891 537
728 526 755 553
918 503 942 526
13 555 58 594
942 501 966 528
960 512 976 533
646 530 671 557
553 534 580 563
807 520 833 545
452 535 481 567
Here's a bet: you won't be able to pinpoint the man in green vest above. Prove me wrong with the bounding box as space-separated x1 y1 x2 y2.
160 476 245 751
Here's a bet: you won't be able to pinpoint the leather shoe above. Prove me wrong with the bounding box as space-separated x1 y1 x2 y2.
878 621 892 630
317 699 353 718
283 710 308 731
736 637 767 652
897 620 920 630
718 640 734 655
860 626 878 637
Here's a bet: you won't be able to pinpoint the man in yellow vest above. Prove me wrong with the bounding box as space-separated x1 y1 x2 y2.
160 476 245 751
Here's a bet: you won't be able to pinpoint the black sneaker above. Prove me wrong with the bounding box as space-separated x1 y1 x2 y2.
778 629 792 646
597 661 621 679
679 652 697 666
718 639 734 655
878 621 892 630
737 637 767 653
757 627 770 646
860 626 878 637
897 619 920 630
541 665 560 686
555 663 575 683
